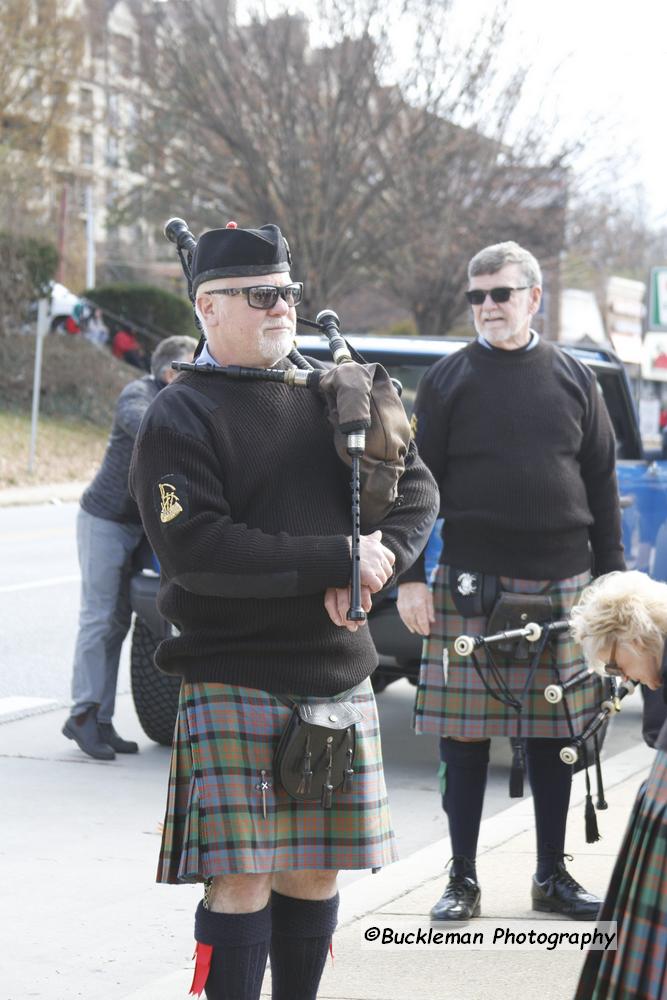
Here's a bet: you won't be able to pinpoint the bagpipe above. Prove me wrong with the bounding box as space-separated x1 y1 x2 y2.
164 218 412 622
455 615 638 842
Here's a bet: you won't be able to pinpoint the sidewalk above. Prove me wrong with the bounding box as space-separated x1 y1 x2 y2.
128 742 653 1000
2 692 654 1000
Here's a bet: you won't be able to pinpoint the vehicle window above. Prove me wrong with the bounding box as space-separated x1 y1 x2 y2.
382 364 432 416
596 371 640 460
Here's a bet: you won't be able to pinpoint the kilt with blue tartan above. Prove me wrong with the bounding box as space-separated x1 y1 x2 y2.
157 676 397 883
575 747 667 999
414 565 604 739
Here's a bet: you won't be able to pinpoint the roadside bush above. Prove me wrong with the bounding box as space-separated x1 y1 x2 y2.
84 283 195 340
0 233 59 335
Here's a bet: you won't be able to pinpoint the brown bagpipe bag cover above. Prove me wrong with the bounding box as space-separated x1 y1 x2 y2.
318 362 411 530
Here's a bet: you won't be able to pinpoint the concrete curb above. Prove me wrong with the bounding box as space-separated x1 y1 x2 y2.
0 480 86 507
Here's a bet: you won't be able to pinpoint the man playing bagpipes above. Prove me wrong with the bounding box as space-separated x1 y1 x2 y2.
128 220 439 1000
397 240 625 922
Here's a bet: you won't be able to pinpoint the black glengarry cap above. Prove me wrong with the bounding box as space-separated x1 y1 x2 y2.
191 221 291 294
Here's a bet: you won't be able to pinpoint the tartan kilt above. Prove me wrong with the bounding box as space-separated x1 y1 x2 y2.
157 676 397 883
414 565 604 739
574 749 667 1000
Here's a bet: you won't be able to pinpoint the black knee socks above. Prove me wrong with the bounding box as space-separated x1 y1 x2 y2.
525 737 573 881
269 890 339 1000
439 737 490 879
193 900 271 1000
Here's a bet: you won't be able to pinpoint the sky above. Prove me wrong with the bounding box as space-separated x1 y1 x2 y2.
280 0 667 226
472 0 667 225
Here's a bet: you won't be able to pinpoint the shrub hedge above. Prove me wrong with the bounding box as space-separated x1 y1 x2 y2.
83 283 196 339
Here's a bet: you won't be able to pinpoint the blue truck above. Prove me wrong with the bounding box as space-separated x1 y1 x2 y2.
129 335 663 743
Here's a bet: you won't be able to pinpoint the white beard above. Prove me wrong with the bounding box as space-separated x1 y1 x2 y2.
480 324 514 344
258 327 295 364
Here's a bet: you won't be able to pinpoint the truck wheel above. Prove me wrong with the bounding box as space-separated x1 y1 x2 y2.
130 617 181 746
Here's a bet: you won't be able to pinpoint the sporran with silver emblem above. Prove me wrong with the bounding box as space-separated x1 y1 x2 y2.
273 699 363 808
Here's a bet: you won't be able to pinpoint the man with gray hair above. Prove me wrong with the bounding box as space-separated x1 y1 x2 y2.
62 333 198 760
398 240 625 921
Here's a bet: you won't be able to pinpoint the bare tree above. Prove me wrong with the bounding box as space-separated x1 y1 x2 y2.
564 187 667 303
0 0 84 333
0 0 83 190
129 0 576 333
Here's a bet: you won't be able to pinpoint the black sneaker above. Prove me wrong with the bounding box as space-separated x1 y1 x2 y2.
98 723 139 754
532 862 601 920
430 874 481 921
62 711 115 761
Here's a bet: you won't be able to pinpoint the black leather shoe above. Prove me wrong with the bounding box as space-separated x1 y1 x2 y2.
62 711 115 760
532 863 601 920
430 875 481 921
98 723 139 754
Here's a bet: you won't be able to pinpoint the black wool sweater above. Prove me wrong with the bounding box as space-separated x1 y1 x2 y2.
129 368 439 696
402 338 625 582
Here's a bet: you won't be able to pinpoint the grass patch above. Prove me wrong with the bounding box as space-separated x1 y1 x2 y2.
0 411 108 488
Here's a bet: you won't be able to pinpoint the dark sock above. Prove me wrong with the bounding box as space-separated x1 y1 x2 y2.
525 737 572 881
439 737 490 879
269 890 339 1000
193 900 271 1000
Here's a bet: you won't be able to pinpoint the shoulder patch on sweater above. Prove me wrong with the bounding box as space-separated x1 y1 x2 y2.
410 412 418 439
154 474 189 525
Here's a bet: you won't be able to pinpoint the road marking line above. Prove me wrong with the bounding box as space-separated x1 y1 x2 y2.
0 574 80 594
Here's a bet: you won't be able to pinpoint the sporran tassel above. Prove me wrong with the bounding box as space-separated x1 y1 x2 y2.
296 732 313 795
322 739 334 808
342 745 354 792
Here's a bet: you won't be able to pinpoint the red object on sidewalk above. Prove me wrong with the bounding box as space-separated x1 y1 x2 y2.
189 941 213 997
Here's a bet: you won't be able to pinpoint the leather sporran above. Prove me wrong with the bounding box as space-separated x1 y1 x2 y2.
274 700 363 809
485 592 554 659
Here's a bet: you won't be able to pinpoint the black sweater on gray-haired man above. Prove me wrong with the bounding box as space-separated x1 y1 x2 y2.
397 239 625 923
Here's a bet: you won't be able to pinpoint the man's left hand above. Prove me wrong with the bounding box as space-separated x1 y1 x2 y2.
324 586 372 631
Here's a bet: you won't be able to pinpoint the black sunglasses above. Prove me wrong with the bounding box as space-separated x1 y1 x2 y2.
465 286 530 306
204 282 303 310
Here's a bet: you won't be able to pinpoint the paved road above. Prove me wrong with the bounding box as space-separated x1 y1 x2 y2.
0 501 647 864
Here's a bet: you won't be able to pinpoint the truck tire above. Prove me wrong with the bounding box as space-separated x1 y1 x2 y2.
130 617 181 746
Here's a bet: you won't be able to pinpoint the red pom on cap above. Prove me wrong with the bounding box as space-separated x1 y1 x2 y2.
225 221 238 229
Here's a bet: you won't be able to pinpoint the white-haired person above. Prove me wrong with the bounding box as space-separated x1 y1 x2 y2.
569 570 667 1000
